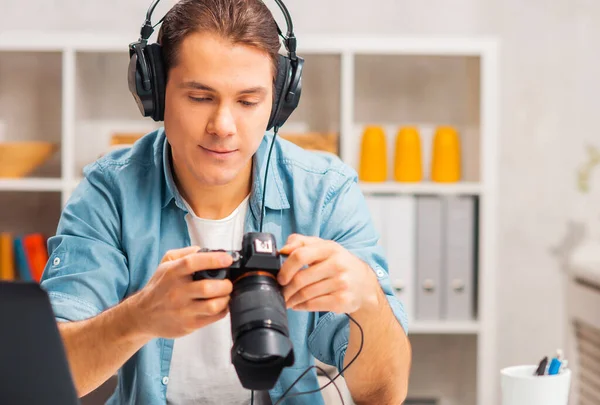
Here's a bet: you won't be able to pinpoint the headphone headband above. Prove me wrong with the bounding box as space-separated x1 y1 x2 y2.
138 0 297 60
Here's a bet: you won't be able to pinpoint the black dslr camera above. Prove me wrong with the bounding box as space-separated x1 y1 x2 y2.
192 232 295 390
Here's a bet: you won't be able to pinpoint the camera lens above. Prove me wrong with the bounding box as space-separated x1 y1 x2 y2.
228 273 294 390
229 274 289 340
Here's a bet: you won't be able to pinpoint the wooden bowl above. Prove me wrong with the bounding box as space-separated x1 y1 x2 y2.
0 142 58 178
279 132 339 155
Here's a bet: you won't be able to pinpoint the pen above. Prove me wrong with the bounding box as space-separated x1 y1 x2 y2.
534 356 548 376
548 349 563 375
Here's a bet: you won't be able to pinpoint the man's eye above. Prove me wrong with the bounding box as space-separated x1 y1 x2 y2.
189 97 211 102
240 100 258 107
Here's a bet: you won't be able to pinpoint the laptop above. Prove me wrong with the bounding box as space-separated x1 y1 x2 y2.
0 281 80 405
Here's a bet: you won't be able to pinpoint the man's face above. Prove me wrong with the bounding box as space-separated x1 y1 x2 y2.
163 31 274 187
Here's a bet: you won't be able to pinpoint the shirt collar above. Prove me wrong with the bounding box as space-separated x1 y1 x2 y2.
160 130 290 214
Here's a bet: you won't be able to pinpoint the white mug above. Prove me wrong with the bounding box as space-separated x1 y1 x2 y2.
501 365 571 405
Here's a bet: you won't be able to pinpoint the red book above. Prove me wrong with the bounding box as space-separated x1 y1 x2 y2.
23 234 48 283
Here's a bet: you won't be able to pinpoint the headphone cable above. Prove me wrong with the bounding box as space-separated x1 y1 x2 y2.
256 130 363 404
272 313 363 405
259 126 278 232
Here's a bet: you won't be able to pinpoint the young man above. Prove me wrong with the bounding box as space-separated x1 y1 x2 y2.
40 0 411 404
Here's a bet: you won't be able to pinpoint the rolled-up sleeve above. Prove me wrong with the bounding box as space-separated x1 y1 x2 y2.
40 161 129 323
307 166 408 372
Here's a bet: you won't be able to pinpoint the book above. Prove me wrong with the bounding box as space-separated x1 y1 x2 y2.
13 237 33 282
22 234 48 283
0 233 16 280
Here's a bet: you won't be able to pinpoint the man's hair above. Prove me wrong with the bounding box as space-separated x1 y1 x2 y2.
158 0 282 98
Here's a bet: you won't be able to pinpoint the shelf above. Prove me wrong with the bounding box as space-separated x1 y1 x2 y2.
409 321 480 335
359 181 481 195
0 178 63 192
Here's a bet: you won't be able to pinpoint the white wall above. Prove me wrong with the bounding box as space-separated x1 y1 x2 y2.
3 0 599 403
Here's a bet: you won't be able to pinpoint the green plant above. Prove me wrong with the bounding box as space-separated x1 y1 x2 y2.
577 145 600 193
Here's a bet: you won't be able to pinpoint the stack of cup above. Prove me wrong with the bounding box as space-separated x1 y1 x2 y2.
430 126 461 183
393 126 422 182
358 126 388 182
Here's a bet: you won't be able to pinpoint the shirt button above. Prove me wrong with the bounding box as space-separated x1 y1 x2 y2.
53 257 61 266
162 376 169 385
376 269 385 278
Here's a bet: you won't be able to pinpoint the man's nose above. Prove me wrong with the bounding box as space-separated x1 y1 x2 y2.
207 103 236 137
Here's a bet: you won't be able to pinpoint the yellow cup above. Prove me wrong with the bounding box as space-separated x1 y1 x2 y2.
394 126 423 182
359 126 388 182
431 126 461 182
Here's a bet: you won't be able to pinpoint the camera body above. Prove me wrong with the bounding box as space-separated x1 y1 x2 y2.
192 232 295 391
192 232 281 283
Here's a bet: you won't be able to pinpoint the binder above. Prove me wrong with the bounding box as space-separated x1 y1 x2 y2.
384 195 416 323
415 196 443 320
442 196 476 320
364 195 386 250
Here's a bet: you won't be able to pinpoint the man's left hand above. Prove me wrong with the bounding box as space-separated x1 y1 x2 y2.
277 234 382 314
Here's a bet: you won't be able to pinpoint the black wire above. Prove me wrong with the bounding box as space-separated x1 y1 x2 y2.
250 389 254 405
152 15 165 29
273 313 363 405
259 127 278 232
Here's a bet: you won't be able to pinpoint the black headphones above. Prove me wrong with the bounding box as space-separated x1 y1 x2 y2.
128 0 303 131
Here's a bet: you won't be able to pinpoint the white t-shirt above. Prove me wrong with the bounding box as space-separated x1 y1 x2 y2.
166 194 272 405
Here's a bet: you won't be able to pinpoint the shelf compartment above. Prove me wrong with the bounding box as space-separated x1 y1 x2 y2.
351 54 481 183
0 51 62 178
0 191 61 237
280 53 341 143
74 51 160 176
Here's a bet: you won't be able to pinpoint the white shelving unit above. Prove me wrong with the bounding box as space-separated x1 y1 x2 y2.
360 181 482 196
0 31 499 405
409 320 481 335
0 178 63 192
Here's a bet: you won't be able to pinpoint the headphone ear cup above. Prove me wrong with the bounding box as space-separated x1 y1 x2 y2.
128 46 154 118
145 43 167 122
268 54 292 131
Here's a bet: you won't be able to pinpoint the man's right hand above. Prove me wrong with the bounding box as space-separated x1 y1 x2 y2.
129 246 234 339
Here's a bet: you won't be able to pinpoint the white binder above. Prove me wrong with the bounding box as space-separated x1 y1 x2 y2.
364 195 386 249
442 196 476 320
384 195 417 323
415 196 443 320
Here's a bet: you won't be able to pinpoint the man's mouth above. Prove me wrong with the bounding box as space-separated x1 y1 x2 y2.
199 145 237 156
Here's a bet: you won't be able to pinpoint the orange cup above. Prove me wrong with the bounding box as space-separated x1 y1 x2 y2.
431 126 461 182
394 126 423 182
359 126 388 182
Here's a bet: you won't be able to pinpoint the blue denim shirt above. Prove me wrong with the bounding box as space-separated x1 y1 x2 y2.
40 128 408 405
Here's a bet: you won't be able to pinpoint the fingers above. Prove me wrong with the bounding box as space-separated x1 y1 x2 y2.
282 260 337 302
189 296 231 317
168 251 233 276
285 277 340 309
278 242 337 286
200 307 230 324
161 246 201 264
279 234 321 255
185 279 233 300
